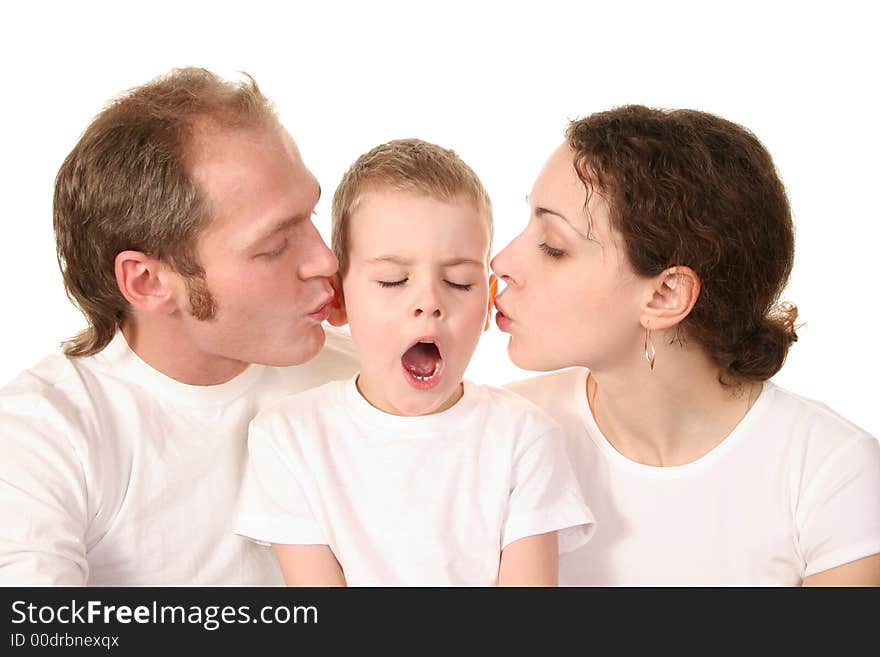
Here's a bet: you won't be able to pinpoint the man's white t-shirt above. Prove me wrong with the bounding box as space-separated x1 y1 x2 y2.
234 376 595 586
0 327 359 586
507 368 880 586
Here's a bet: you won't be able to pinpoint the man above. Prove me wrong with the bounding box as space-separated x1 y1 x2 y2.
0 68 358 585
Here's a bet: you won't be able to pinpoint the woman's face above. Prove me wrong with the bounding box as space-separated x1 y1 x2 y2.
490 143 646 372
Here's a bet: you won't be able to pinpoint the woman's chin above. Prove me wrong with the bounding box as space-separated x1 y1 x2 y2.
508 341 561 372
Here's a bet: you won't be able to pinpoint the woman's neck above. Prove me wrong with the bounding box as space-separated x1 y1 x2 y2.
586 341 761 467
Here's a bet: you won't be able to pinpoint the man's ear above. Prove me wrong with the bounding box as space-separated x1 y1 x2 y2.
484 274 498 332
114 250 179 315
327 273 348 327
639 266 701 331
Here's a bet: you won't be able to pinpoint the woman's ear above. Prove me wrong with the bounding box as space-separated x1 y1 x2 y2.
639 266 701 330
114 250 179 315
327 274 348 327
484 274 498 332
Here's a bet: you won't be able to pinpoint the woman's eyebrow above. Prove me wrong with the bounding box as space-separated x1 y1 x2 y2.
531 202 591 240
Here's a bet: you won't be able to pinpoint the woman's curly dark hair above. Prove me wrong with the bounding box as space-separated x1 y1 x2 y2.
566 105 798 383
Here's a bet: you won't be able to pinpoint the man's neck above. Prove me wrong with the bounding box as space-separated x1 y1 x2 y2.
586 341 761 467
120 317 248 386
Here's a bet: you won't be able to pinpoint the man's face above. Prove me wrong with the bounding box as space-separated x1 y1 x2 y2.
340 190 492 416
177 123 337 370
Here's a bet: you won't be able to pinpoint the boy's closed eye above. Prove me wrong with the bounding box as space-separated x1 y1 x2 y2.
375 278 474 291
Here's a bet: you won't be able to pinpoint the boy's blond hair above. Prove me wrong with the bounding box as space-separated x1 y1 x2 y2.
331 138 493 275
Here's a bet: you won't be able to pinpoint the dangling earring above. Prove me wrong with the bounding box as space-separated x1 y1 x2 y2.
644 327 656 370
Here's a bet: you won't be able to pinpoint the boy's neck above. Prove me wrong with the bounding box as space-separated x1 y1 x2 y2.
355 374 464 417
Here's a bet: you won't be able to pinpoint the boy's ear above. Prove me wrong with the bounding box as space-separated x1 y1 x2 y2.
639 266 700 331
484 274 498 332
327 274 348 327
114 250 179 315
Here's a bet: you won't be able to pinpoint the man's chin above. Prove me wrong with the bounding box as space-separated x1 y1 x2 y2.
258 324 327 367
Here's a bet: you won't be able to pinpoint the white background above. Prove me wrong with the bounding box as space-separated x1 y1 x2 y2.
1 1 877 434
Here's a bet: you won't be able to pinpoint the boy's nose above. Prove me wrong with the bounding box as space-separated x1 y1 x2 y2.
412 288 443 319
413 305 443 319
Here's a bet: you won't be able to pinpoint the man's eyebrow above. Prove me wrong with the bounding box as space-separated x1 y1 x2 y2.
248 182 322 249
247 213 307 249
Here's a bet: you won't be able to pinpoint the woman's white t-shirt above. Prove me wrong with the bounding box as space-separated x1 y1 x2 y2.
507 368 880 586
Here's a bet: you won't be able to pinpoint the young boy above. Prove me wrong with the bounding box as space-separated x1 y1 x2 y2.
234 139 594 585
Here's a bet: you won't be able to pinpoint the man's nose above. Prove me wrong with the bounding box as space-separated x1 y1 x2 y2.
299 221 338 279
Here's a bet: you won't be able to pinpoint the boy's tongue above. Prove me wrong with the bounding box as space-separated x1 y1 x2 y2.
402 342 441 377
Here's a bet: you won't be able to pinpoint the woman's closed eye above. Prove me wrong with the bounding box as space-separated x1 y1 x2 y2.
538 242 565 258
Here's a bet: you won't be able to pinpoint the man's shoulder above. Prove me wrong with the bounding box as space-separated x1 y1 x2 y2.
314 325 359 369
0 350 91 416
268 326 358 391
252 376 349 429
0 349 105 458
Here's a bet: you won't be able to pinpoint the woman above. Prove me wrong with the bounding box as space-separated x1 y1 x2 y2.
491 105 880 586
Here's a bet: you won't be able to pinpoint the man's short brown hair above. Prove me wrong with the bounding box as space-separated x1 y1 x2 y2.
54 67 278 357
331 138 493 275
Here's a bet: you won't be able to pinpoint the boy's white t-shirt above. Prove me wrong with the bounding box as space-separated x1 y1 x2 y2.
0 327 359 585
235 376 595 586
506 368 880 586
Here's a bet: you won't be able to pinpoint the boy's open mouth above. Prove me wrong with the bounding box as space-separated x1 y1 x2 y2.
401 339 443 386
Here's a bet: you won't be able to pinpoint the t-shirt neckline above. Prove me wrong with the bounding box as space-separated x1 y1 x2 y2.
572 368 775 477
99 330 266 407
342 373 480 437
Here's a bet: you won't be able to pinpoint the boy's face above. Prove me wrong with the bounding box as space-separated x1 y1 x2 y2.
339 190 492 416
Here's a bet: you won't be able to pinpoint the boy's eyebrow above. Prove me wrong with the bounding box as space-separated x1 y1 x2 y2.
366 255 484 267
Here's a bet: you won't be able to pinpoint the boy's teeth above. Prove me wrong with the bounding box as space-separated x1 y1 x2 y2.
412 361 440 381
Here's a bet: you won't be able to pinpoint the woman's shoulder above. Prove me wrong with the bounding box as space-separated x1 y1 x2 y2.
471 379 563 426
756 382 877 467
763 381 873 438
502 367 588 411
